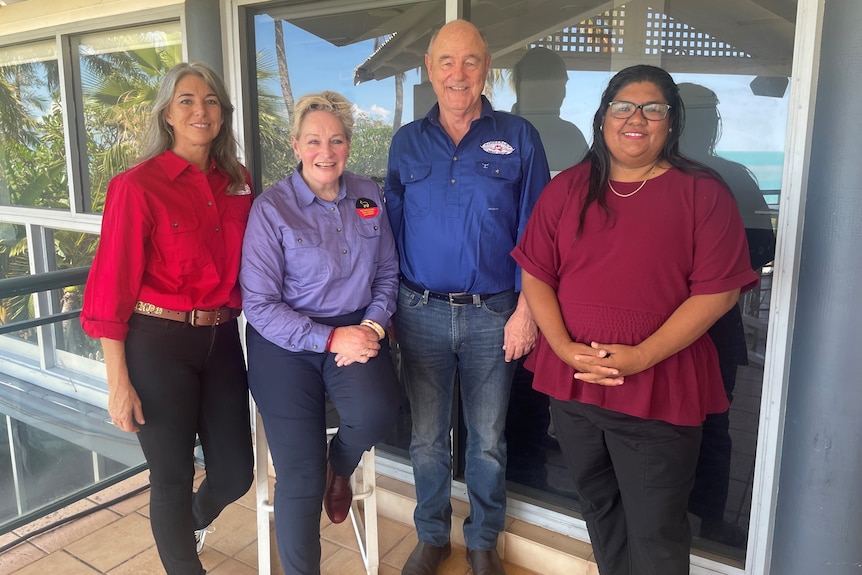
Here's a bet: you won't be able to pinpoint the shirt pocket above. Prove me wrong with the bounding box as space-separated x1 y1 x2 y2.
474 158 520 183
151 212 202 274
355 220 382 263
283 229 329 285
399 163 433 218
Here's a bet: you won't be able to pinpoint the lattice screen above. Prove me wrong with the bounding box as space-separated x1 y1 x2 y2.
532 5 750 60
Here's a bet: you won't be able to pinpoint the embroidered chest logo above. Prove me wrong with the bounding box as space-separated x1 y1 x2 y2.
355 198 380 219
481 140 514 155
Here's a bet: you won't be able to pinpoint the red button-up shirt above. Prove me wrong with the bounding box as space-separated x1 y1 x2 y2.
81 151 252 341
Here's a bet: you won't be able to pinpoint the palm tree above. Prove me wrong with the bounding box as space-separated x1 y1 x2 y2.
256 49 295 189
274 19 295 122
81 44 182 211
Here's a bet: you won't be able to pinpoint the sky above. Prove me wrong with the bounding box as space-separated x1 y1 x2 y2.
254 14 790 188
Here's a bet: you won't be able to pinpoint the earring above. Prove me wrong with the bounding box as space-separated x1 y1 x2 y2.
600 124 604 131
669 128 673 133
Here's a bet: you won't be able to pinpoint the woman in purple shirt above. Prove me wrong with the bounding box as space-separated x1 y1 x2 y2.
240 91 401 575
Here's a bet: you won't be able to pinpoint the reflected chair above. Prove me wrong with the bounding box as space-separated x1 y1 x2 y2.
253 401 379 575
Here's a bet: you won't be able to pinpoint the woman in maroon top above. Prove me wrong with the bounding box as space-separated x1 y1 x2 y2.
511 65 759 575
81 62 253 575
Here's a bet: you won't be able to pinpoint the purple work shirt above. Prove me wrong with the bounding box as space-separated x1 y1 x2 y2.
240 169 399 352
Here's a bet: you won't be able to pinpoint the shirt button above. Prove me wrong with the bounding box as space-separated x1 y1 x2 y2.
330 207 335 212
453 156 458 161
207 201 213 206
312 344 318 350
373 225 378 230
172 222 179 227
214 227 220 232
336 227 342 232
495 169 500 174
297 238 303 243
451 179 456 184
342 249 348 254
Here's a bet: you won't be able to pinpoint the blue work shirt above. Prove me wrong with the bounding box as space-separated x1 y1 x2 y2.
385 96 550 294
240 169 399 352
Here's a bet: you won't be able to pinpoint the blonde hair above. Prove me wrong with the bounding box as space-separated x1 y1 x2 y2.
291 91 354 141
138 62 246 194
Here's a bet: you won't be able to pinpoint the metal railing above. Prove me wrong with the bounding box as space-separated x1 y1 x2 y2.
0 267 90 335
0 266 146 535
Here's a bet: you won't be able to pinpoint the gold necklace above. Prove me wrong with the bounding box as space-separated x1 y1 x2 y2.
608 163 658 198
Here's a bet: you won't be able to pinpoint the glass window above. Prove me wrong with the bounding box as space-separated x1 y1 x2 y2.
0 41 66 210
473 1 789 565
0 224 34 345
77 22 182 213
250 2 443 191
245 1 792 569
52 229 100 358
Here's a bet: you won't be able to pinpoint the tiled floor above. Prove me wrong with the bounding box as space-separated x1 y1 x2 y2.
0 470 539 575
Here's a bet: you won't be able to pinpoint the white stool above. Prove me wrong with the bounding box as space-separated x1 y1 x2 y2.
253 402 379 575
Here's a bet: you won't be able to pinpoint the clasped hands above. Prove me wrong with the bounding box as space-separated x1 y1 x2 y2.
566 341 648 386
329 324 382 367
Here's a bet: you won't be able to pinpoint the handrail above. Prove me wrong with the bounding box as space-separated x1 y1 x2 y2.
0 266 90 298
0 266 90 335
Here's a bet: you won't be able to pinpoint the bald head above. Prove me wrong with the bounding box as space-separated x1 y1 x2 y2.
427 19 488 57
425 20 490 122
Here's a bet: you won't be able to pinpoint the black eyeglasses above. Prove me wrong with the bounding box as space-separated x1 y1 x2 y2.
608 101 671 121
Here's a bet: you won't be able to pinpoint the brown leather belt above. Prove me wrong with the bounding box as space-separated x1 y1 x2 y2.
133 301 240 326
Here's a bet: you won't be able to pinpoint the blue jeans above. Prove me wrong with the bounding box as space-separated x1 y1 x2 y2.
395 283 517 550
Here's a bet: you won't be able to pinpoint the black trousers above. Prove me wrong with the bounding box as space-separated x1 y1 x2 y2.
550 399 702 575
126 314 253 575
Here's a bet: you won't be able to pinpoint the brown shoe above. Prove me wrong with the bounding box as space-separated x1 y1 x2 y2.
401 541 451 575
466 547 505 575
323 462 352 524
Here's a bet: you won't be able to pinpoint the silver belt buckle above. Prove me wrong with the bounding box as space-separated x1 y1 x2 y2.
448 292 468 304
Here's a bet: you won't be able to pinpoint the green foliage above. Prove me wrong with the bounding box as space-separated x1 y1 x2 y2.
82 45 182 213
255 51 295 190
348 113 393 183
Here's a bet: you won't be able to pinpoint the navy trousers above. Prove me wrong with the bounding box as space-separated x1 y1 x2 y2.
246 311 402 575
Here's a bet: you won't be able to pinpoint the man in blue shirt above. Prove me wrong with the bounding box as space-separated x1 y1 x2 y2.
386 19 550 575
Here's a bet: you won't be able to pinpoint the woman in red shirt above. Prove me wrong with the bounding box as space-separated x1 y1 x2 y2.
81 62 253 575
512 65 759 575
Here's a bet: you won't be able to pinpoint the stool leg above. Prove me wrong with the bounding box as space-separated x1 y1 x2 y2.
254 404 273 575
349 447 378 575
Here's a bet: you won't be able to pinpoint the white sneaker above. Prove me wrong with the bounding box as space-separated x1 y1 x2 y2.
194 525 215 554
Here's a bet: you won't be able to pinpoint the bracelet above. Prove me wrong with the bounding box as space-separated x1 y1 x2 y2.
360 319 386 340
324 328 336 352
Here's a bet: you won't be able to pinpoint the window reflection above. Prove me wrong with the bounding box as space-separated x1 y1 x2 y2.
252 3 443 190
247 0 794 566
0 41 66 210
0 224 33 345
77 23 182 213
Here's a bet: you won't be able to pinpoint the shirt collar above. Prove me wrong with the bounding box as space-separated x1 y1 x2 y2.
156 150 219 180
421 95 496 133
289 168 347 207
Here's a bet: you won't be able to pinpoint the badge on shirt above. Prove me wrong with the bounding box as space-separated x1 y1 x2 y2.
356 198 380 219
236 184 252 195
481 140 515 155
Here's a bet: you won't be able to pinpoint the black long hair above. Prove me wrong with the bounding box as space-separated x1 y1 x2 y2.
577 65 719 235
